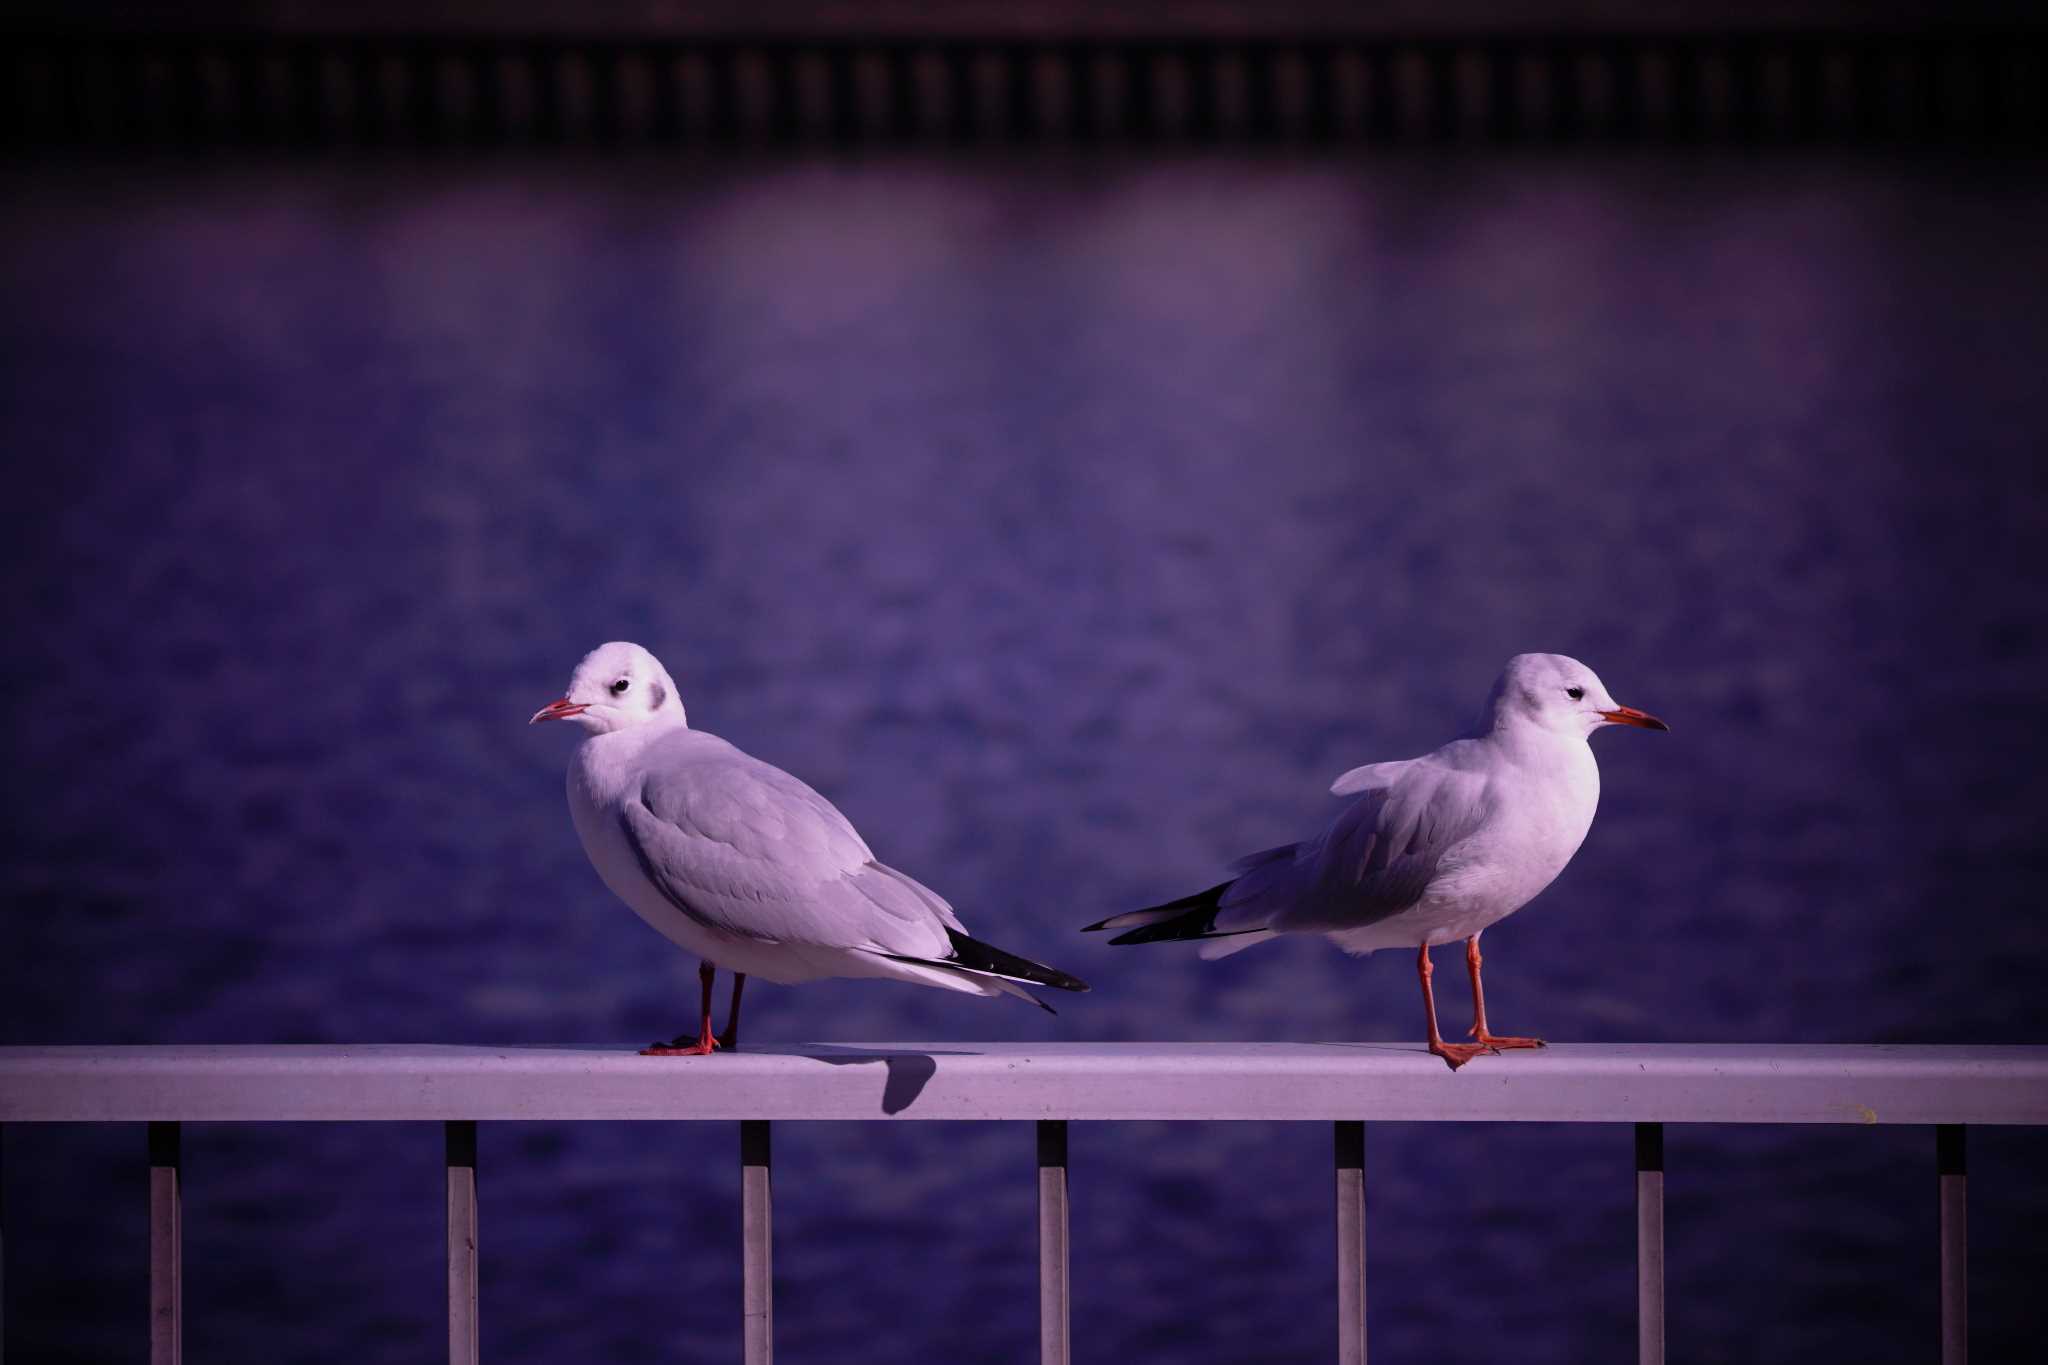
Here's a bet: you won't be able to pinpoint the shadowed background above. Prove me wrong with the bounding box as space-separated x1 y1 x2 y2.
4 6 2048 1363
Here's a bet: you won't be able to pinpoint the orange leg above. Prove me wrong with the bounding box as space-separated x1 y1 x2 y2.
1464 932 1545 1051
717 973 748 1053
1418 943 1490 1070
641 961 720 1056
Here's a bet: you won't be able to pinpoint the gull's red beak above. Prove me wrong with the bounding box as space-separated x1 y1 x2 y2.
1598 705 1669 732
529 697 589 725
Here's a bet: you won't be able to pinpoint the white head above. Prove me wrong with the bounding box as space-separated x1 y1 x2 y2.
529 641 687 735
1480 653 1668 740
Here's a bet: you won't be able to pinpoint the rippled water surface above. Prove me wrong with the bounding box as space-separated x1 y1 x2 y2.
3 151 2046 1362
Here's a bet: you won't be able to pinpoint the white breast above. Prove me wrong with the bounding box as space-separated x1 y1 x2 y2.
565 732 836 984
1338 735 1602 952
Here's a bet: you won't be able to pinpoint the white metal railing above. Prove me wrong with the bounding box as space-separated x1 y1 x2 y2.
4 1042 2044 1365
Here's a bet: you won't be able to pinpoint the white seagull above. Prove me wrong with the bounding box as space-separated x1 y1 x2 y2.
1085 653 1666 1070
533 641 1087 1054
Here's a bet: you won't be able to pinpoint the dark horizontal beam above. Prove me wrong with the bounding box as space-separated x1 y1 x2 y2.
6 4 2046 41
3 27 2044 150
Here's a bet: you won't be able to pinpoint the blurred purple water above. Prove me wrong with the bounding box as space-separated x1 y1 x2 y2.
2 151 2045 1363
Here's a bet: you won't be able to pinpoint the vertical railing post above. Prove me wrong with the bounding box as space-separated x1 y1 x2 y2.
741 1120 773 1365
148 1121 181 1365
1335 1120 1365 1365
1037 1120 1070 1365
1636 1123 1665 1365
1938 1124 1966 1365
446 1121 479 1365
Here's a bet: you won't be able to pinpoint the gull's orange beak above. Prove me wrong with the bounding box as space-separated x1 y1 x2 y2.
529 697 589 725
1598 705 1669 732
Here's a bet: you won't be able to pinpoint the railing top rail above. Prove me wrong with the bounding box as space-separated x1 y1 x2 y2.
3 1043 2043 1124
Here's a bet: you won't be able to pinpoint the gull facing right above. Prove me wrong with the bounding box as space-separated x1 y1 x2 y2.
1085 653 1666 1070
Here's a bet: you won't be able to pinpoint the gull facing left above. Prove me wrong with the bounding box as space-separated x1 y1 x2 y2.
533 641 1087 1054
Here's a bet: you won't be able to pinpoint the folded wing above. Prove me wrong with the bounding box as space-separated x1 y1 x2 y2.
618 738 960 961
1258 757 1492 934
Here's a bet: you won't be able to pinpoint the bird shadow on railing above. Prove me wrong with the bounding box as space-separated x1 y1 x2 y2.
793 1044 981 1115
478 1041 977 1114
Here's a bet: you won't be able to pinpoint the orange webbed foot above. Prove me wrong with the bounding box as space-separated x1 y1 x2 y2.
1466 1031 1540 1055
1471 1032 1546 1051
1429 1040 1493 1071
640 1029 719 1057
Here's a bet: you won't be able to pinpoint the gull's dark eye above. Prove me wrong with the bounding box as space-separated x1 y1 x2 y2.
1566 686 1585 701
610 678 631 695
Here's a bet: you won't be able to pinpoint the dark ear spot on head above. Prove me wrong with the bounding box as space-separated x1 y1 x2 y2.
650 681 667 710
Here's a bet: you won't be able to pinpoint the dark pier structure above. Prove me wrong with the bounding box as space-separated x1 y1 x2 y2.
4 2 2045 152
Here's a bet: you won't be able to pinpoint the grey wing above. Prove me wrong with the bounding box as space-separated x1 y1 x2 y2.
619 749 959 958
1266 762 1492 933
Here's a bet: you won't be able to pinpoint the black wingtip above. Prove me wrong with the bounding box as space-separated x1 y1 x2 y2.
1079 914 1116 933
886 928 1089 993
948 928 1091 993
1092 880 1238 947
1105 921 1182 947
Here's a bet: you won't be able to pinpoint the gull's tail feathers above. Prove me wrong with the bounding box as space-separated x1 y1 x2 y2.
1082 880 1234 942
1082 881 1273 952
1084 844 1297 950
882 928 1089 1015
